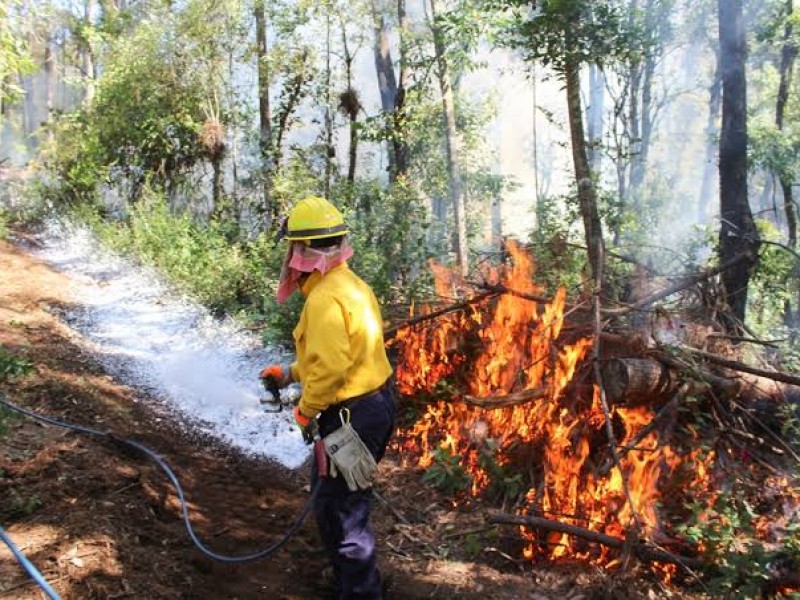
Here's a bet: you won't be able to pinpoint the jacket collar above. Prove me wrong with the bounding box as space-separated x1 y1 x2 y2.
300 262 348 296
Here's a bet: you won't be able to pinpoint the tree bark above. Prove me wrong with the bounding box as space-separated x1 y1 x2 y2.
586 64 604 173
718 0 758 331
254 0 274 224
430 0 468 277
83 0 97 105
44 31 55 144
775 0 796 247
565 58 604 284
698 46 722 223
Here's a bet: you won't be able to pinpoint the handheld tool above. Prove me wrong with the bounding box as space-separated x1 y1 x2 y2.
259 375 291 412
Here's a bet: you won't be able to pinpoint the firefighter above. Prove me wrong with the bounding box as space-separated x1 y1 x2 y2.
260 196 396 600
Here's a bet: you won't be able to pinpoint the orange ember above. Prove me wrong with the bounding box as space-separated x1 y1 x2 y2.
390 241 717 563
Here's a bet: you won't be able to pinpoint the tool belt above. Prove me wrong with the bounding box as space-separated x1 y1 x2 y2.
317 377 395 437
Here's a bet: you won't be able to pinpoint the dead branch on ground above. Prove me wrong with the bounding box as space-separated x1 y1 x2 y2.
487 513 704 570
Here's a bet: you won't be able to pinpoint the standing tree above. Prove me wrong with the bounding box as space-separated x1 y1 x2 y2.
718 0 759 330
429 0 468 276
493 0 634 284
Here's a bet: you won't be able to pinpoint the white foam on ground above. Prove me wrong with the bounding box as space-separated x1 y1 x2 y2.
27 220 310 469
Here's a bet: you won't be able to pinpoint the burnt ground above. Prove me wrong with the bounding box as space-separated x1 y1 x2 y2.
0 236 700 600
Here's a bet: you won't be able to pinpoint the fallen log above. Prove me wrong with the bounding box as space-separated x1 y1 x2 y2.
601 358 675 405
602 355 800 407
487 513 704 570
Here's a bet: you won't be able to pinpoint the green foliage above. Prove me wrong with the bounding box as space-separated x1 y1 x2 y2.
0 0 35 108
748 220 796 335
0 346 33 380
477 439 525 503
489 0 637 75
677 490 800 598
749 119 800 182
0 206 9 240
0 346 32 436
86 191 279 317
3 488 42 518
423 447 472 494
527 193 586 291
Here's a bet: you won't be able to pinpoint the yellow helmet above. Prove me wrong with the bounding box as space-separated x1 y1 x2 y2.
284 196 349 241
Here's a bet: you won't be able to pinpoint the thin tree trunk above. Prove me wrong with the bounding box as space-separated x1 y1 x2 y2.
586 64 604 173
370 0 398 178
698 46 722 223
430 0 468 277
776 0 797 248
324 8 333 198
44 32 55 144
565 58 604 284
393 0 410 180
775 0 798 329
718 0 758 331
254 0 274 224
628 0 659 206
83 0 96 105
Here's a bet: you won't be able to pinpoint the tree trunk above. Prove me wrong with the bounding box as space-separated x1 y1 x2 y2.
393 0 410 180
776 0 797 248
324 9 333 198
340 20 359 185
254 0 274 225
698 46 722 223
718 0 758 331
44 32 55 144
83 0 97 105
430 0 468 277
565 58 604 284
586 64 604 173
370 0 398 177
774 0 798 328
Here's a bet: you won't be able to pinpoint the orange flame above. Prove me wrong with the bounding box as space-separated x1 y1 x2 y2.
390 241 718 564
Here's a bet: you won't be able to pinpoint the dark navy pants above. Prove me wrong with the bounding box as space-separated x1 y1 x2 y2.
313 382 396 600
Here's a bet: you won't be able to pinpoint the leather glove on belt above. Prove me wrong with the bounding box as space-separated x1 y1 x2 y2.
323 409 377 491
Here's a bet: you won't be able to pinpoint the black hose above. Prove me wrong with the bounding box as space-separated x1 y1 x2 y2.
0 391 318 564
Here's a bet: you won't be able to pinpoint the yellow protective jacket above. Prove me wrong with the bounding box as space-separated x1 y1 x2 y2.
289 263 393 419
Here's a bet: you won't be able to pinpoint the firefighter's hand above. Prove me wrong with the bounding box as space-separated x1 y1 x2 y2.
260 364 292 388
293 405 314 444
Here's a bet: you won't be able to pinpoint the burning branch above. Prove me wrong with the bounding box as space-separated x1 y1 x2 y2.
487 513 705 570
384 290 499 340
462 387 549 409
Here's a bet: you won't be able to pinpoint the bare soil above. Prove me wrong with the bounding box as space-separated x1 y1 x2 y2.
0 235 694 599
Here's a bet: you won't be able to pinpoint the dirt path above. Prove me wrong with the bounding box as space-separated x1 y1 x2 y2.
0 235 681 600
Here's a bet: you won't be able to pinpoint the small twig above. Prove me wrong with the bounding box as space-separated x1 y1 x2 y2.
372 488 411 525
706 333 784 348
441 526 496 540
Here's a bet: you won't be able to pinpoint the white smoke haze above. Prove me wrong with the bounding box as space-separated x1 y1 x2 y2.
25 220 310 469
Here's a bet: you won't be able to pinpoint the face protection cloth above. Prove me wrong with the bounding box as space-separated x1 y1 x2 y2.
276 239 354 304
